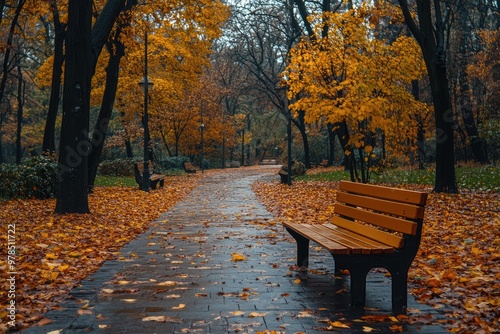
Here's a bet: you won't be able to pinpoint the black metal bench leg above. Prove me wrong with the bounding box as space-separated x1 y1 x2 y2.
390 268 408 313
285 228 309 268
159 179 165 187
347 266 370 308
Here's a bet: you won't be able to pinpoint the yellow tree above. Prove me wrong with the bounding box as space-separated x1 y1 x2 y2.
114 0 229 161
284 4 428 182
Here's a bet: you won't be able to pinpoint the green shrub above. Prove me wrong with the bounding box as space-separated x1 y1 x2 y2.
0 155 58 200
97 158 136 177
281 160 307 177
159 156 190 170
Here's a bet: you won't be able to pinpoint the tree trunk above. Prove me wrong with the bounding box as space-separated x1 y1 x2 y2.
55 0 92 214
125 139 133 158
42 0 65 153
0 0 26 106
291 110 311 168
87 38 125 191
327 123 335 165
412 80 426 170
16 56 24 164
398 0 458 193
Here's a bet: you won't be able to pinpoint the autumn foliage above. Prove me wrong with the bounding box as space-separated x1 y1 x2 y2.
0 175 200 331
283 4 429 169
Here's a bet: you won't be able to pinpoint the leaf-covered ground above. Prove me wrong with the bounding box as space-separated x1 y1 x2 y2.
1 168 498 333
0 175 201 332
252 177 499 334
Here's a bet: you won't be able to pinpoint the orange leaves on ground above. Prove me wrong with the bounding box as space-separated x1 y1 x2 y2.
0 175 199 332
253 179 500 333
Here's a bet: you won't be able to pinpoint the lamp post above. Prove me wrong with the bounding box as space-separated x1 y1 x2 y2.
200 104 205 173
138 31 153 191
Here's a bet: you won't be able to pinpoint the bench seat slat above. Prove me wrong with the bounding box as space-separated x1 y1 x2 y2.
284 222 350 254
339 181 427 206
310 225 382 254
335 203 418 235
331 216 404 249
321 223 395 254
337 192 424 220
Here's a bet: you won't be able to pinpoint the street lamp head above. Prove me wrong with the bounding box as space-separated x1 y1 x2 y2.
138 76 154 93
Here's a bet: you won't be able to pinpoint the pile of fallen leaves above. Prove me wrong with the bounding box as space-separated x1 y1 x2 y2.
0 175 200 332
252 180 499 333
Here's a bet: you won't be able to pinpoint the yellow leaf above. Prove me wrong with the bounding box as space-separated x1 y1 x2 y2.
69 251 81 258
58 264 70 272
231 253 247 261
172 303 185 310
330 321 350 328
229 311 245 316
46 253 58 260
248 312 268 317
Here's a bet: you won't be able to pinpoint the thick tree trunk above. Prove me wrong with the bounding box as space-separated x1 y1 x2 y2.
55 0 92 214
398 0 458 193
42 2 65 153
425 48 458 193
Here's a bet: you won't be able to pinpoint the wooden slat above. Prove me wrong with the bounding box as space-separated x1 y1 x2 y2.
330 216 404 249
337 192 425 219
308 225 383 254
335 203 418 235
321 223 395 253
284 222 349 254
339 181 427 206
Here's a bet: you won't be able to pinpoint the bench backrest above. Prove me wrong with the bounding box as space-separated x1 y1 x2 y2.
333 181 428 249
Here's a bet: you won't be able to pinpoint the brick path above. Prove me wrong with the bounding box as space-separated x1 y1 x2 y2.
22 166 449 333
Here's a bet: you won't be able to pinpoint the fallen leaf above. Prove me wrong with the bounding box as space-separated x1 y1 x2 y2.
329 320 350 328
172 303 185 310
231 253 247 261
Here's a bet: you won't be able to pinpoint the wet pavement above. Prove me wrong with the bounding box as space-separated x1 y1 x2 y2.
22 166 449 333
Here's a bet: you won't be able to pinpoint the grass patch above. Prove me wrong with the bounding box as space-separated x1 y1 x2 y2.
95 175 137 187
95 169 188 188
297 165 499 192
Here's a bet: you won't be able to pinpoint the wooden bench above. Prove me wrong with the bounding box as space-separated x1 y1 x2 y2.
259 158 277 165
283 181 428 312
183 161 199 173
319 159 329 167
134 161 165 189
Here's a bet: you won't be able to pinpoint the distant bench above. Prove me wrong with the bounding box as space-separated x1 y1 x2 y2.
283 181 428 312
183 161 199 173
134 162 165 189
259 159 277 165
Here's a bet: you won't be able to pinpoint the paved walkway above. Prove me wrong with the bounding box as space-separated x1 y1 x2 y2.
23 166 448 333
